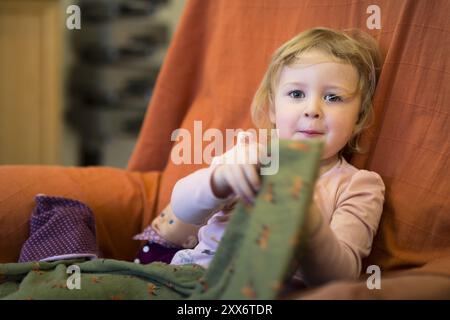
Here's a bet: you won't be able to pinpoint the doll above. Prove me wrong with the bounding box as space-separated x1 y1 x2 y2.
133 205 201 264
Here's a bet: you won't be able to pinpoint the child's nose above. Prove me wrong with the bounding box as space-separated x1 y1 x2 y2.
304 111 320 118
304 98 322 118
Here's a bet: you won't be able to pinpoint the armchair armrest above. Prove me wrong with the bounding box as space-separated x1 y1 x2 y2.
0 165 160 263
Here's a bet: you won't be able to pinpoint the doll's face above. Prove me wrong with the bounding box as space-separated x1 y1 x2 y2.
151 206 200 248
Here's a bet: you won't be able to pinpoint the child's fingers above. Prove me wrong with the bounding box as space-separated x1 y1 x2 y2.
226 166 256 204
222 169 244 201
231 167 256 203
242 164 261 194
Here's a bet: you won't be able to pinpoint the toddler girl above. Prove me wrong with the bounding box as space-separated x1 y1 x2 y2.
136 27 385 286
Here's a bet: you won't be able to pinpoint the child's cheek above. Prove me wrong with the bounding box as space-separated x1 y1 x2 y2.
276 117 295 139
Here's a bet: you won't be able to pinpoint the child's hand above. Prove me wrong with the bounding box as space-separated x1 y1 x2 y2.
210 134 267 204
211 163 261 204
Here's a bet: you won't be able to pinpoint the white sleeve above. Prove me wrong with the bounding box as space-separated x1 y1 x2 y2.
171 166 235 225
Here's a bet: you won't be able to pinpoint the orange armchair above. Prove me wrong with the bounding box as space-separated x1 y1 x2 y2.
1 0 449 299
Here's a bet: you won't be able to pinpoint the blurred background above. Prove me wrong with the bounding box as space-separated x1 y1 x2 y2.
0 0 186 168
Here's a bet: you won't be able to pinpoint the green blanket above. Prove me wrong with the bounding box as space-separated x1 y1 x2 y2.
0 138 323 300
0 259 202 300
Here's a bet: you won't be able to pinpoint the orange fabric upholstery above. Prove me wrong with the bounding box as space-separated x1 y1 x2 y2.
128 0 450 288
294 272 450 300
0 166 159 263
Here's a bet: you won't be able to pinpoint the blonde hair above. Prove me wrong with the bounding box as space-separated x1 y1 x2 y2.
251 27 382 159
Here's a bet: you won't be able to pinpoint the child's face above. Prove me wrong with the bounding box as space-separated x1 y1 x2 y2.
270 49 361 161
151 207 200 248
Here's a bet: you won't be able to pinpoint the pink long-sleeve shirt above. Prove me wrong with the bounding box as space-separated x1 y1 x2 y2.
170 145 385 286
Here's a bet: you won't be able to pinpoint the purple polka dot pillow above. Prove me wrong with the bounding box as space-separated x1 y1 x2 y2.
19 194 99 263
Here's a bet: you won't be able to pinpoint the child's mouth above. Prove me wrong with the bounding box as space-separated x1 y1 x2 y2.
295 130 325 138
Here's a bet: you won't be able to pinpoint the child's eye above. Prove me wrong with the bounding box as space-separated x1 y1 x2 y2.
160 212 165 217
288 90 305 99
324 94 343 102
168 219 174 224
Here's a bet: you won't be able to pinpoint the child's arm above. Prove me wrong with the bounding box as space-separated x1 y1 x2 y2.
297 171 385 286
171 143 262 225
170 166 237 225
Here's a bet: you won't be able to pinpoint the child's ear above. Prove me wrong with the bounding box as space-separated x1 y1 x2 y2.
182 235 198 249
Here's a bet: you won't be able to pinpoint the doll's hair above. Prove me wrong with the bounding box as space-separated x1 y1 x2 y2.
251 27 382 158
